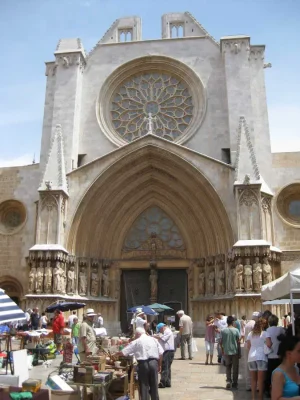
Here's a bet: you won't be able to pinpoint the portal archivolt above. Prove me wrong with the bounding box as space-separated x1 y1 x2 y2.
68 145 233 259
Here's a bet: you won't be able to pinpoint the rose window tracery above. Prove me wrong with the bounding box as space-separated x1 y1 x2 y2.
110 72 193 142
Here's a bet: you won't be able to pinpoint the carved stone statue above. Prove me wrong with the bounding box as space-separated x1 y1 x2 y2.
217 268 225 294
227 265 234 293
67 266 75 294
79 268 87 295
60 267 66 294
149 269 158 298
262 257 272 284
44 261 52 293
253 257 262 291
53 262 61 293
102 269 110 297
198 268 205 296
91 268 99 297
28 265 36 293
36 261 44 293
208 269 215 295
244 258 253 292
236 259 244 291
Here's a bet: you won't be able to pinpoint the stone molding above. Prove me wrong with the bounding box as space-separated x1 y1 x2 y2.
249 45 265 61
282 251 300 261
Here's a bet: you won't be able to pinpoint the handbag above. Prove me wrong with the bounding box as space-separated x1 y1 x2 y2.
264 343 273 355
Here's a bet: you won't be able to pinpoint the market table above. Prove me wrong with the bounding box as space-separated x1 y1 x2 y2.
67 379 113 400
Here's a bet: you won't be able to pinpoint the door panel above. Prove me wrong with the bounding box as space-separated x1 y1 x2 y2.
120 270 150 332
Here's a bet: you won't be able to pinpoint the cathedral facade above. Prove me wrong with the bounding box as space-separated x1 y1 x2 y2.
0 12 300 334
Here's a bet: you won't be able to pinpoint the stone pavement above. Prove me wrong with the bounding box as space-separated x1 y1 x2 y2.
158 338 252 400
29 338 253 399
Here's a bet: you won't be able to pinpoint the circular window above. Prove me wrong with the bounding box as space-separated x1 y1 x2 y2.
0 200 26 235
97 56 206 146
111 72 193 143
277 183 300 227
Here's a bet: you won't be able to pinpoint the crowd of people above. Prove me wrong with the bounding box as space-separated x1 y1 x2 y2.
205 310 300 400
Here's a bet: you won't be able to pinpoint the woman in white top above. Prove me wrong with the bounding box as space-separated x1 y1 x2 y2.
246 318 268 400
265 314 285 397
40 312 48 329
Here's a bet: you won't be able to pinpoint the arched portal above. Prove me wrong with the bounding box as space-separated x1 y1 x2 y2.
67 144 234 332
0 276 24 305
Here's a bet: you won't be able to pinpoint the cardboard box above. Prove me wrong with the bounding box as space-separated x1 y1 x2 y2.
46 375 74 391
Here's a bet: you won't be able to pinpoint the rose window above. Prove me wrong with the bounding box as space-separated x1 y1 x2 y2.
110 72 193 142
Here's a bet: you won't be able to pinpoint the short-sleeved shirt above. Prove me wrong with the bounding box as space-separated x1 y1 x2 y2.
134 316 146 328
122 333 164 360
247 331 267 362
72 323 80 338
265 326 285 359
234 320 241 332
221 327 240 355
205 324 215 343
78 321 97 354
179 315 193 335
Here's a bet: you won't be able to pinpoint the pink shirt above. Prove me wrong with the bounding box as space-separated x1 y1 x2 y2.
205 324 215 342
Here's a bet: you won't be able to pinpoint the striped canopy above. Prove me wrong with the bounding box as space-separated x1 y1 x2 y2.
0 288 26 324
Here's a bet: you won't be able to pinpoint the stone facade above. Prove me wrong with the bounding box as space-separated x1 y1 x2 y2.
0 12 300 334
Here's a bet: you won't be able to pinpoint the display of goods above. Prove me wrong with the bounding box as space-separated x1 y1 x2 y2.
22 379 42 393
73 365 94 384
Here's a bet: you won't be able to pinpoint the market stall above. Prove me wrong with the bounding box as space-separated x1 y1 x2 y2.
261 266 300 334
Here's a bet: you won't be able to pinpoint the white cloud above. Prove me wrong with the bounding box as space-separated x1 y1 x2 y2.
269 104 300 153
0 154 36 168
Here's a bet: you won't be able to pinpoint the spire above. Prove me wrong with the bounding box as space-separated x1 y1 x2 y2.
234 116 261 184
39 124 68 195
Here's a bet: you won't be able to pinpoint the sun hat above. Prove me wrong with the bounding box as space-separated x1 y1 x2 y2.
137 311 144 317
156 323 166 332
86 308 97 316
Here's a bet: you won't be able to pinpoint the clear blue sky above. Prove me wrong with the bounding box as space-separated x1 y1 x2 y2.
0 0 299 166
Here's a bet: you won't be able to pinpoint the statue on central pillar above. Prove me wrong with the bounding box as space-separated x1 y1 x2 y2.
149 268 158 301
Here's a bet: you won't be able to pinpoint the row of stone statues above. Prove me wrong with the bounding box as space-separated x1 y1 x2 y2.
197 257 273 296
28 261 110 297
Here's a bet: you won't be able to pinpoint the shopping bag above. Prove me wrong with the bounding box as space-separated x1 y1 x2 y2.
192 338 198 353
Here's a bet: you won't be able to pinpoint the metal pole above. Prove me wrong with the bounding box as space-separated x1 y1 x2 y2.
290 292 295 335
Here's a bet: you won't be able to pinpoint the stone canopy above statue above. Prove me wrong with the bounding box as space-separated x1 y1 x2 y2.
122 206 186 259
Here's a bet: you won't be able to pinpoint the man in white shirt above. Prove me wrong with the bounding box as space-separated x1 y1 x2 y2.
117 327 163 400
68 311 77 328
244 311 261 391
97 313 104 327
214 311 228 363
177 310 193 360
154 323 175 388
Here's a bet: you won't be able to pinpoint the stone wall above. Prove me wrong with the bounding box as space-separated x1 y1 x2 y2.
0 164 40 298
